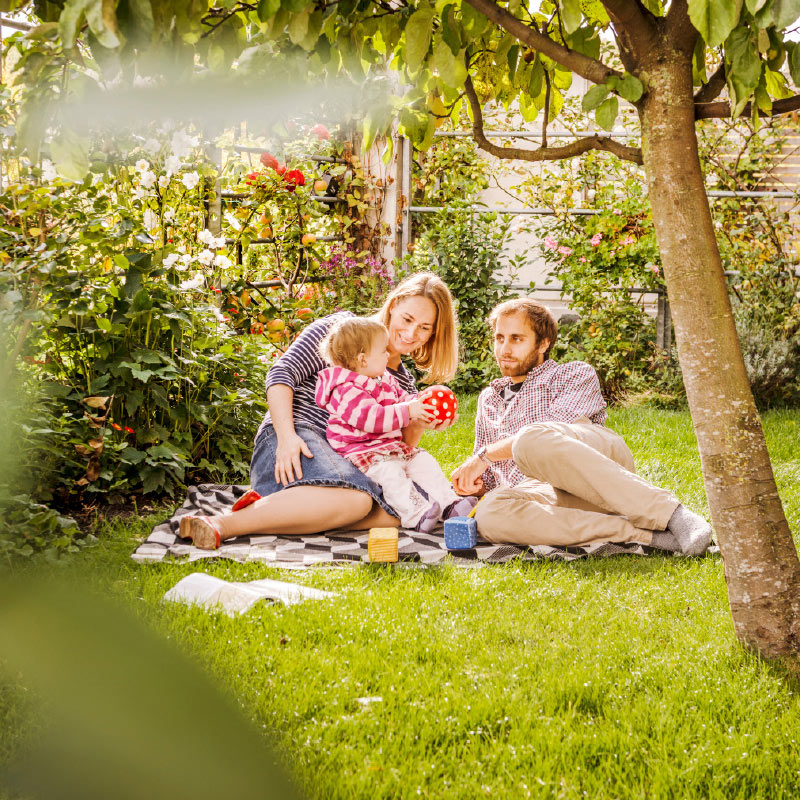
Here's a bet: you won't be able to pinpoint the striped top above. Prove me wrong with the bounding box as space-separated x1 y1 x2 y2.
315 365 416 458
259 311 417 435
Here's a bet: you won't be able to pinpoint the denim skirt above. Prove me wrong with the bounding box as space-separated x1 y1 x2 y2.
249 423 398 517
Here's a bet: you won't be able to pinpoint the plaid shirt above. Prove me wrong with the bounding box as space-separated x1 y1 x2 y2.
474 359 607 491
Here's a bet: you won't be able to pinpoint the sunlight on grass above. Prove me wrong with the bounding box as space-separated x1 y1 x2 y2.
2 403 800 799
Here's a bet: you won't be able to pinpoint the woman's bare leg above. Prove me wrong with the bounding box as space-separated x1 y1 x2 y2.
215 485 374 540
341 504 400 532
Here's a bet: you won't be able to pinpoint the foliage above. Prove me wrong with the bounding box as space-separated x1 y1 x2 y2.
401 202 520 393
533 178 665 402
314 245 394 316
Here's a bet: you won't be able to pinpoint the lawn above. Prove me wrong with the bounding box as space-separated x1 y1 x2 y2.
2 403 800 799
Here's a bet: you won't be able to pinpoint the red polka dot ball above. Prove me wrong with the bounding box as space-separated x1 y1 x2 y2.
420 385 458 423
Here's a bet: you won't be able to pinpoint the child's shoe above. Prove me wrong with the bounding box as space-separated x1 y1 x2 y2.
413 502 442 534
443 496 479 519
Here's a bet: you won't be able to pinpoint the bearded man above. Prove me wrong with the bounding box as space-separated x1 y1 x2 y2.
450 298 712 555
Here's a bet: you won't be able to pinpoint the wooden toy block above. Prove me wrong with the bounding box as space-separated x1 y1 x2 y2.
368 527 398 563
444 516 478 550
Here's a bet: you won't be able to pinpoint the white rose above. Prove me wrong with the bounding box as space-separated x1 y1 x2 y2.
140 170 157 188
134 159 149 173
164 155 181 176
198 228 215 246
177 253 194 271
158 175 170 188
181 171 201 190
163 253 180 268
163 209 175 222
224 210 242 232
133 186 147 200
197 249 215 266
214 254 232 268
180 273 205 291
143 208 158 231
212 235 227 250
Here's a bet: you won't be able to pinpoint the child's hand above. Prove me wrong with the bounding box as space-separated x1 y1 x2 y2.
408 399 435 423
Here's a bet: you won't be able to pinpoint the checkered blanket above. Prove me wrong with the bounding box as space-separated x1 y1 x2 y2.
132 484 682 568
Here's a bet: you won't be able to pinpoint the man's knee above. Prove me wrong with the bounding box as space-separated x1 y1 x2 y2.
511 422 564 478
475 489 516 543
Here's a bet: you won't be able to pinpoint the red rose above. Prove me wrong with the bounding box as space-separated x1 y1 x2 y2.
284 169 305 192
311 124 330 140
245 171 260 185
275 163 286 176
260 152 280 171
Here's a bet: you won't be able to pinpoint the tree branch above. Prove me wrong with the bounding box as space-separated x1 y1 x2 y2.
464 76 642 164
462 0 620 85
694 63 727 105
665 0 698 53
696 94 800 120
600 0 659 67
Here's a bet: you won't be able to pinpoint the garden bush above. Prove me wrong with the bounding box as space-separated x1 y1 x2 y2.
401 202 521 393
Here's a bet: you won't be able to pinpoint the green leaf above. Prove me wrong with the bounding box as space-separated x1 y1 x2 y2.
770 0 800 28
507 44 519 83
519 92 539 122
441 4 462 55
287 6 311 44
432 34 467 87
560 0 582 33
764 66 792 97
745 0 769 11
787 41 800 86
282 0 311 12
50 129 90 182
461 0 491 36
528 59 544 96
579 0 611 24
257 0 281 20
566 26 601 59
96 317 112 332
725 27 761 112
595 96 618 130
687 0 741 47
404 6 435 74
616 73 643 102
582 83 610 111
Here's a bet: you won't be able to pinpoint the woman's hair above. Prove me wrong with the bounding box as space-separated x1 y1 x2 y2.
375 272 459 384
319 316 388 371
488 297 558 359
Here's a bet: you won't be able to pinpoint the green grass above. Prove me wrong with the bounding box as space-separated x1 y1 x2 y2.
3 404 800 799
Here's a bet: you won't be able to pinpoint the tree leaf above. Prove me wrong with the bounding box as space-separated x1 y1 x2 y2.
461 0 491 36
440 4 461 56
687 0 741 47
787 41 800 86
257 0 280 20
745 0 769 11
83 396 110 410
582 83 610 111
770 0 800 28
595 95 618 130
725 27 761 112
617 73 644 102
404 6 435 74
50 129 90 182
432 34 467 87
287 6 311 44
560 0 582 34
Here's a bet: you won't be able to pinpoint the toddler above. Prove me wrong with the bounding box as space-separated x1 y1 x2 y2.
315 316 475 532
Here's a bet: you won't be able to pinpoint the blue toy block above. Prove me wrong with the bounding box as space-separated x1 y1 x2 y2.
444 516 478 550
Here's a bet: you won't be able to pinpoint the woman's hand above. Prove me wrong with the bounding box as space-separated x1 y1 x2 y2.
274 432 314 486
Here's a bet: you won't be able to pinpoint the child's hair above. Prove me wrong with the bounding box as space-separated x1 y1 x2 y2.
319 316 388 371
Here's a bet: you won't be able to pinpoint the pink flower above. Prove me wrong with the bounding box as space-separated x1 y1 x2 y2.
590 233 602 247
311 124 330 140
557 246 572 256
621 235 635 246
648 264 660 275
580 256 587 263
543 235 558 251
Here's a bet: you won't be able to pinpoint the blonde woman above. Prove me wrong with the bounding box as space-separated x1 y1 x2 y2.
180 272 459 548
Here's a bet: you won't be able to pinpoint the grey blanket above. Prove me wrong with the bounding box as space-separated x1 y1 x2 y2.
132 484 683 568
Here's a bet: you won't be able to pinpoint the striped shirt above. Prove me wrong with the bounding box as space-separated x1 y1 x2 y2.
316 365 418 465
474 359 607 491
259 312 416 435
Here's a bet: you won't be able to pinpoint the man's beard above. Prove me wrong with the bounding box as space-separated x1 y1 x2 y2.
498 349 543 378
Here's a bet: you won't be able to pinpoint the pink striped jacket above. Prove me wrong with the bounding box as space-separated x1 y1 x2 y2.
315 366 416 458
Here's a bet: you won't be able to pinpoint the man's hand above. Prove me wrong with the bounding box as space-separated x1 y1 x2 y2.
451 456 487 496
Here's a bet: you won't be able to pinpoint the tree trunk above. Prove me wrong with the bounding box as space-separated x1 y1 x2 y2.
639 42 800 657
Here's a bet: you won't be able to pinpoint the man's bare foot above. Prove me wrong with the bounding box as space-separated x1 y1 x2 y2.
178 515 221 550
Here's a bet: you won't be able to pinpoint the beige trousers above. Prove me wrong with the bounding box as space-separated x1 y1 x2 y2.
474 419 680 547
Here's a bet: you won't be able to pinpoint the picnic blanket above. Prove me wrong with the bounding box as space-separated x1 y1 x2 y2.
131 484 688 568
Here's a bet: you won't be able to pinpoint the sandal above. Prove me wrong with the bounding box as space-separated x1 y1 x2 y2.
178 515 221 550
232 489 262 512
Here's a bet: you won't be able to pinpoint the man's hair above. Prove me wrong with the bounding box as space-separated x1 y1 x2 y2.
488 298 558 359
319 316 388 371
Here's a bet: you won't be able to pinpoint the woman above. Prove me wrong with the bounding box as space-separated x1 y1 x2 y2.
180 272 459 548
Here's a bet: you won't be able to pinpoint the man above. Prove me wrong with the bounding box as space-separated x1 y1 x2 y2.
450 298 712 555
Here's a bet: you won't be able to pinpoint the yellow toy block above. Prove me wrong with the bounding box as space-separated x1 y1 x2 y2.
368 527 398 563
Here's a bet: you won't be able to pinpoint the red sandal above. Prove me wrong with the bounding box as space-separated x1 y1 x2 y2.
232 489 262 512
178 515 221 550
